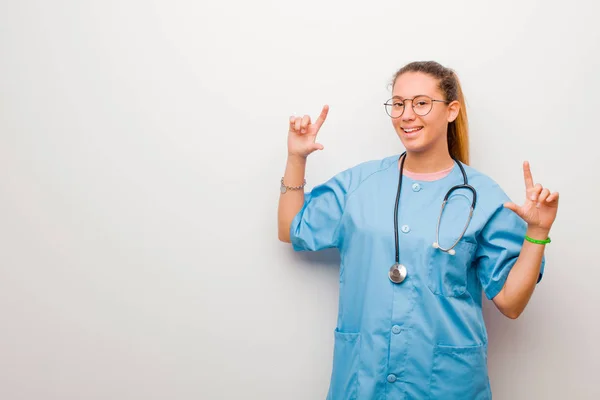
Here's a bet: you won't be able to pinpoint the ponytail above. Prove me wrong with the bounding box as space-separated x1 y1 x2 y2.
447 72 469 164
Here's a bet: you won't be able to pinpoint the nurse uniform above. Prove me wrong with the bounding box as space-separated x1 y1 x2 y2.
290 154 544 400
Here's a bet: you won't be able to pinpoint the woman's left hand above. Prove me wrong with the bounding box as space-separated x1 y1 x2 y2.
504 161 559 232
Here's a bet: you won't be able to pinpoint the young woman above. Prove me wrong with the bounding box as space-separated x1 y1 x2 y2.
277 61 559 399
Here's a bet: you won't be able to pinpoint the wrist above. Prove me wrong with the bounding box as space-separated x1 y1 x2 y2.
287 154 307 166
526 226 550 241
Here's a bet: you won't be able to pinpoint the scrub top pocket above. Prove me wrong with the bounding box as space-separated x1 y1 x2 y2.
428 343 491 400
327 329 360 400
427 240 477 297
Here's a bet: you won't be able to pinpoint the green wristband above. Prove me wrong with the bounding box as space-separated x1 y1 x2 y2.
525 235 551 245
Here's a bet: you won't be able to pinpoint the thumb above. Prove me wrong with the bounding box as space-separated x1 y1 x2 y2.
503 202 520 215
310 142 324 152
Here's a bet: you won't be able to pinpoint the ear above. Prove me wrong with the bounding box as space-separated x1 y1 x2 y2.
447 100 460 123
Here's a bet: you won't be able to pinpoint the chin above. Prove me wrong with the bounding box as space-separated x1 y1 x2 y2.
396 128 445 155
403 145 430 155
397 134 429 153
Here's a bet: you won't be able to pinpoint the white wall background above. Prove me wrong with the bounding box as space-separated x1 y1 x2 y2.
1 1 598 399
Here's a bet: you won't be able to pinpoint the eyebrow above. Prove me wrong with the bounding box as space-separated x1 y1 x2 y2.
391 94 427 100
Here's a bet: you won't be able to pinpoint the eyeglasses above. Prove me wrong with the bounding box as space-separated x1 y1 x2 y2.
383 95 450 118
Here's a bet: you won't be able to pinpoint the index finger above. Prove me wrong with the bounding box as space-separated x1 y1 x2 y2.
313 104 329 130
523 161 534 189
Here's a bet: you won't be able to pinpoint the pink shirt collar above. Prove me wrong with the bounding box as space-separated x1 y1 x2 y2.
402 164 454 181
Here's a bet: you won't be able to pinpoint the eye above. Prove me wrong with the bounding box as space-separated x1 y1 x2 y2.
415 101 428 106
393 102 404 107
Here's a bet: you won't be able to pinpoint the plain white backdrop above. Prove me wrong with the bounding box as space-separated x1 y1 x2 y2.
1 0 599 399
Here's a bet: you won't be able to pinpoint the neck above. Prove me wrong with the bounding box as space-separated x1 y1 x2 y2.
402 151 454 173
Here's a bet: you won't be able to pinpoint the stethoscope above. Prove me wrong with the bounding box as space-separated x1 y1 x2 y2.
389 152 478 284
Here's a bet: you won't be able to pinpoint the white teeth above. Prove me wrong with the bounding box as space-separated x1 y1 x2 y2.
403 127 422 133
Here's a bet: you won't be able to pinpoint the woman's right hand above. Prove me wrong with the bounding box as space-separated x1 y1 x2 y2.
288 105 329 158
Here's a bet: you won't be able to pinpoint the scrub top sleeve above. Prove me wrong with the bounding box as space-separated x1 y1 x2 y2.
475 204 545 300
289 169 351 252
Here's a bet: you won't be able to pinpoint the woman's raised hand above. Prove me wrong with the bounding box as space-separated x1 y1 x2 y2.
288 105 329 158
504 161 559 235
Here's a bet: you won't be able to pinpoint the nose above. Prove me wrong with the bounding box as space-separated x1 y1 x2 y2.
401 100 416 121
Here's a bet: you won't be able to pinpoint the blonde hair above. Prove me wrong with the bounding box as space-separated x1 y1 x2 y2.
391 61 469 164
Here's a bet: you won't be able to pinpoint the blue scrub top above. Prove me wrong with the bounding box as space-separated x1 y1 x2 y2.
290 154 544 400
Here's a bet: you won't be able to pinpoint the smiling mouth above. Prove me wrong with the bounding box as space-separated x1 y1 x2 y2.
402 127 423 134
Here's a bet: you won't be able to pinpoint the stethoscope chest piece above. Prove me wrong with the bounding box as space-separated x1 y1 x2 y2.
389 263 407 284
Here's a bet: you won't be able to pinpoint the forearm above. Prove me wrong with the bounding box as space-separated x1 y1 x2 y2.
277 155 307 242
494 226 549 319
